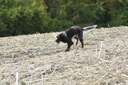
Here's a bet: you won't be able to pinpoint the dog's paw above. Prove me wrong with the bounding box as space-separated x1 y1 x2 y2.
65 49 70 52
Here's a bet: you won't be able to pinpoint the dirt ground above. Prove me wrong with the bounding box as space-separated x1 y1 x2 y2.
0 26 128 85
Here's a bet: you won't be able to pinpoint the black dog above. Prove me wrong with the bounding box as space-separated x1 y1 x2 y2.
56 25 97 51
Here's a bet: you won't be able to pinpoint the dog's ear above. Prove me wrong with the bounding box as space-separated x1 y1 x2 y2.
56 34 61 40
57 33 63 39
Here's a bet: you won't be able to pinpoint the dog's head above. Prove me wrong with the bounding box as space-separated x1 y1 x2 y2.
56 34 62 44
55 33 68 43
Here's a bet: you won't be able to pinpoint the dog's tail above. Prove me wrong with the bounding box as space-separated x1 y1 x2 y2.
82 25 97 31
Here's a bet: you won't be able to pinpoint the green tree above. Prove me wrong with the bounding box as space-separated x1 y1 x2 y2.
0 0 128 37
0 0 49 36
0 18 7 37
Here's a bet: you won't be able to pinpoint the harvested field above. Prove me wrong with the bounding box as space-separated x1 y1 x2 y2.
0 26 128 85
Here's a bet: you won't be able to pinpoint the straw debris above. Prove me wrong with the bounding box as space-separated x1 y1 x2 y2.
0 26 128 85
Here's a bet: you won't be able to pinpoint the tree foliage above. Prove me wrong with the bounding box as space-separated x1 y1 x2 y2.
0 0 127 37
0 0 49 36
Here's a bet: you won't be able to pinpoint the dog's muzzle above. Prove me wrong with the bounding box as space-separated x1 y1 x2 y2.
56 40 61 44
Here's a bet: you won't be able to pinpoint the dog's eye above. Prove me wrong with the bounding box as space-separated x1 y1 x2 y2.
57 36 59 38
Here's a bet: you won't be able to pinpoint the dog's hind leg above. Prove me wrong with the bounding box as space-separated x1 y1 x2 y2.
78 32 84 48
79 39 84 48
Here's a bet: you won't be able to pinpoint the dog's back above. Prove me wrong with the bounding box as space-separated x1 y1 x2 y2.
66 26 82 38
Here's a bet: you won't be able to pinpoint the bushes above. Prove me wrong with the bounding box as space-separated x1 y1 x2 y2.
107 7 128 26
0 0 49 36
0 18 7 37
0 0 128 37
47 18 72 32
119 7 128 26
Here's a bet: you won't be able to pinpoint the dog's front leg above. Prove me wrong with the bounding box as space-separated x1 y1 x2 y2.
65 41 73 51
